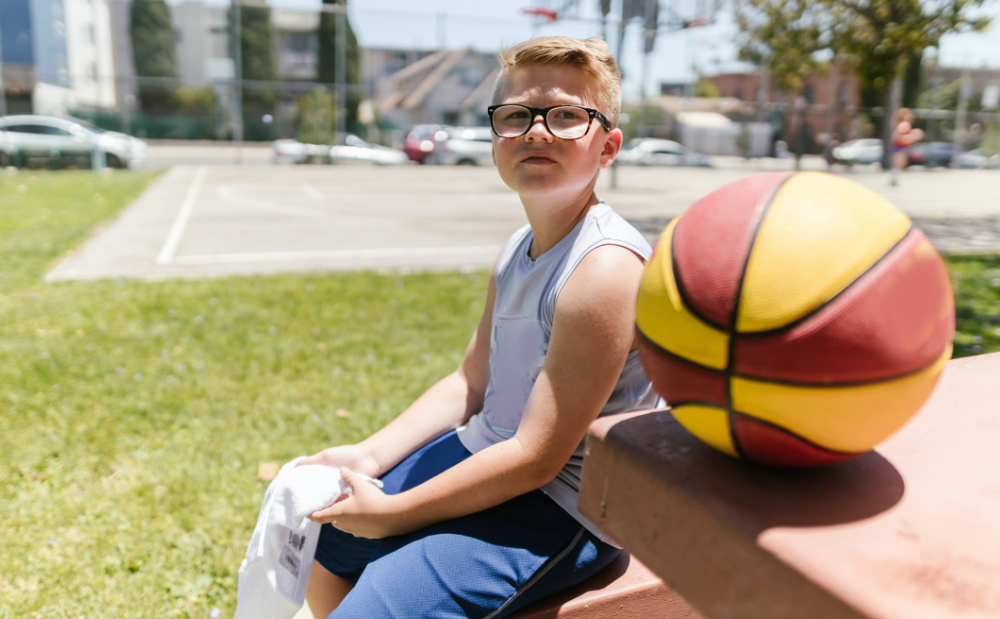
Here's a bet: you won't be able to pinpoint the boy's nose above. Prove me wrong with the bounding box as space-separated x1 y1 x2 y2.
524 115 555 142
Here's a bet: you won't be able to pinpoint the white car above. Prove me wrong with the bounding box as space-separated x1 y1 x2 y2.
329 134 410 165
272 139 329 164
832 138 884 167
426 127 494 166
0 115 146 169
616 138 713 167
273 135 410 165
951 149 1000 170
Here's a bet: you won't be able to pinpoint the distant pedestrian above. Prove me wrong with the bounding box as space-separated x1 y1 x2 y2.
890 108 923 186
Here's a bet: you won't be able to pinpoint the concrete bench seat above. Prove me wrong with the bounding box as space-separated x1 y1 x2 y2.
577 352 1000 619
509 553 699 618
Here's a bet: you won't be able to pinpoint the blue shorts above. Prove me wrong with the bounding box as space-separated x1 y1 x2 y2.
313 430 620 619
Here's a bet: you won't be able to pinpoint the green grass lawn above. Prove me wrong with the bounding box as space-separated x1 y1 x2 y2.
0 170 487 618
0 170 997 618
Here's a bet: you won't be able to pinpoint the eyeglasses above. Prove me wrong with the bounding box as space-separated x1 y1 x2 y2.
487 104 612 140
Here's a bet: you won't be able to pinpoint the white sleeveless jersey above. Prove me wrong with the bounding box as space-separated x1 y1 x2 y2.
457 202 660 545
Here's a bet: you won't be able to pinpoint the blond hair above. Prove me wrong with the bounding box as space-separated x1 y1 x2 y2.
492 37 622 128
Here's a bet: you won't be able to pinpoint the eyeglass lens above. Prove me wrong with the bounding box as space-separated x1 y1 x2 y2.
492 105 591 139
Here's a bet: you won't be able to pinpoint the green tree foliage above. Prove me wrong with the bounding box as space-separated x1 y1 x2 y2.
232 4 278 140
168 87 219 118
318 0 362 126
735 0 990 159
294 88 337 145
129 0 178 114
693 76 722 98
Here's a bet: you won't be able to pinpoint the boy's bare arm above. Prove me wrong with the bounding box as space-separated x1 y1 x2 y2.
311 245 644 538
301 260 497 477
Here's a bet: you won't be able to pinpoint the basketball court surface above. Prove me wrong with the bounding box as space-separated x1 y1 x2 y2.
46 162 1000 282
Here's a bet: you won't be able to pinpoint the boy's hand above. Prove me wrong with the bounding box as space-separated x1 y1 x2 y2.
307 468 406 539
297 445 380 479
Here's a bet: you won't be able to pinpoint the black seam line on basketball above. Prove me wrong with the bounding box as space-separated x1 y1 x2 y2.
635 327 728 375
670 216 728 331
730 349 946 388
734 225 917 340
724 172 796 461
667 400 729 410
729 410 859 457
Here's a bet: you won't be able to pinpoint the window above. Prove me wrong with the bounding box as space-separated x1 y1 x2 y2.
6 124 49 134
838 82 849 107
734 88 743 101
802 83 814 104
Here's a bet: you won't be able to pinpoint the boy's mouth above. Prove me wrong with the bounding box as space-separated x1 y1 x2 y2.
521 152 557 164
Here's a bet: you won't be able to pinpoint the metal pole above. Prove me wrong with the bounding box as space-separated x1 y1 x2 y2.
436 11 446 50
0 14 7 118
233 0 243 164
610 5 628 190
335 2 346 146
953 63 970 155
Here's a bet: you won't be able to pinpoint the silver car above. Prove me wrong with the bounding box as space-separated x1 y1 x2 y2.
426 127 494 166
0 115 146 169
616 138 713 167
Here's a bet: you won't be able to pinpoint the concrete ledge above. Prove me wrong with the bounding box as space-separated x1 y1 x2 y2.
578 353 1000 619
508 553 699 619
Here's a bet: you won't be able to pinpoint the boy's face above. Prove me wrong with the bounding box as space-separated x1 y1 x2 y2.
491 65 622 201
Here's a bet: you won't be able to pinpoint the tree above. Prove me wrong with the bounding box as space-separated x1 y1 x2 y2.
693 76 722 98
318 0 362 129
294 88 337 146
233 3 278 140
129 0 178 114
735 0 990 166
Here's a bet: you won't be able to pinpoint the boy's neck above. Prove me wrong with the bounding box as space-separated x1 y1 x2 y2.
522 187 602 260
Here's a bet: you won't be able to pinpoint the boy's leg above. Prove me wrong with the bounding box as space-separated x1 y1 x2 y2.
329 490 620 619
306 561 354 619
309 431 475 613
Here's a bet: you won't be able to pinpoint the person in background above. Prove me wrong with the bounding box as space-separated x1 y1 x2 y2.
890 108 924 186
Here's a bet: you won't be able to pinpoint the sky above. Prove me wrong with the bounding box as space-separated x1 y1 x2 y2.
185 0 1000 102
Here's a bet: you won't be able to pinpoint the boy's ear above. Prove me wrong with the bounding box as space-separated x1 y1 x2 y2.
599 128 623 169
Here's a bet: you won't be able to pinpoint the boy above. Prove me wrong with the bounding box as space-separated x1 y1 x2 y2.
300 37 659 619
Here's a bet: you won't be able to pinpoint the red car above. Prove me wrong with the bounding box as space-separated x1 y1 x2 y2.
404 124 447 163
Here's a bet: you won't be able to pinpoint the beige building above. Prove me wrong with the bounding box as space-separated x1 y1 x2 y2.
376 48 498 128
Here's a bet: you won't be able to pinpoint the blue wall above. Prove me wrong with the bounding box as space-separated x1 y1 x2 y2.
1 0 35 64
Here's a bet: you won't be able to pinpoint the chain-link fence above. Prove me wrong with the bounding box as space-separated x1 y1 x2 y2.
1 0 997 159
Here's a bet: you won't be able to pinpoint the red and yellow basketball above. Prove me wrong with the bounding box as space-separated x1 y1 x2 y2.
636 171 955 466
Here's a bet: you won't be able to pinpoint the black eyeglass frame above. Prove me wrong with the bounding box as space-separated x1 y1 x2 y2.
487 104 612 140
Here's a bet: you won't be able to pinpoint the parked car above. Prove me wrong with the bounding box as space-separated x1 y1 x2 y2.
329 134 410 165
0 114 146 169
273 135 410 165
403 124 448 163
616 138 713 167
908 141 957 168
272 138 329 164
426 127 494 166
832 138 884 167
950 148 1000 170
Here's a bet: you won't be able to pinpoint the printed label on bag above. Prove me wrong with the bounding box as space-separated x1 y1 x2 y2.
279 531 306 577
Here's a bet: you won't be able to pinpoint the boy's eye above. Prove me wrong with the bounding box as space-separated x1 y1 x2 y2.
504 110 529 120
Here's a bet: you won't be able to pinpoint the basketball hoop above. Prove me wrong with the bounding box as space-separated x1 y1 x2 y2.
522 8 559 21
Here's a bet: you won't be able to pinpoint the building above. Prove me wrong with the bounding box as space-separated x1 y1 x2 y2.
0 0 75 115
64 0 116 111
709 62 863 148
376 48 498 128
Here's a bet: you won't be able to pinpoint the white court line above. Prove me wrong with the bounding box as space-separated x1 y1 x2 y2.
157 165 208 265
300 183 324 201
170 245 503 266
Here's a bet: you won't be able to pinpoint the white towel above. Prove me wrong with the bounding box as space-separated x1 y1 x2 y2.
234 458 348 619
